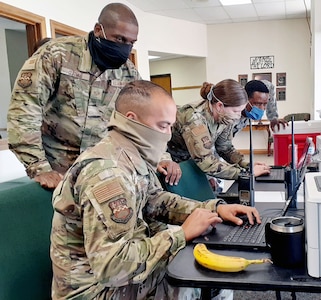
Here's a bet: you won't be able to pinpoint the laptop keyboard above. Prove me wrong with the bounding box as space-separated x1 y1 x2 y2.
269 168 284 180
222 217 272 246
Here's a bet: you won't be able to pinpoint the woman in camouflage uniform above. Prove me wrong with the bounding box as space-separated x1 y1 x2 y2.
168 79 270 181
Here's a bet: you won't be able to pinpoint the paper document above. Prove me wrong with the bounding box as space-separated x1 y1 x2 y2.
255 191 285 203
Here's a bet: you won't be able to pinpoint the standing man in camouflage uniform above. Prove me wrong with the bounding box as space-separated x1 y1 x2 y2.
7 3 180 189
50 80 262 299
168 79 270 181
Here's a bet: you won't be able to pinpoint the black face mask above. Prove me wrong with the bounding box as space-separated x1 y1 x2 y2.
88 31 132 71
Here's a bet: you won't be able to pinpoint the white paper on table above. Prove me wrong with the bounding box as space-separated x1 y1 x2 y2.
254 191 285 203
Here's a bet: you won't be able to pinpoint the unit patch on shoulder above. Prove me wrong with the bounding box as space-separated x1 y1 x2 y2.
201 136 212 149
93 180 124 204
191 124 207 136
108 198 133 224
18 72 33 88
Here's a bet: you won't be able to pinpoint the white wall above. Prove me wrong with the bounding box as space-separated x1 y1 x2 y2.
150 56 207 106
1 0 207 80
312 0 321 120
206 19 312 120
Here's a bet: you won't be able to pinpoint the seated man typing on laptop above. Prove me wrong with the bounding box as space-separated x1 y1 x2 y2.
50 80 262 300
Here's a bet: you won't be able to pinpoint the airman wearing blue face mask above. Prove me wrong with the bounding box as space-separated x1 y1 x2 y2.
244 101 265 120
232 80 288 137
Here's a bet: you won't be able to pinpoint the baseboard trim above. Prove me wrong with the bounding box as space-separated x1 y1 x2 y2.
239 149 273 155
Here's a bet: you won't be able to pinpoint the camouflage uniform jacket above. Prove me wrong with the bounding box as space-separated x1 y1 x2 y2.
167 100 247 180
51 129 220 299
7 34 141 177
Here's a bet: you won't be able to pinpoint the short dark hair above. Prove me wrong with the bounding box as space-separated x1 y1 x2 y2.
245 80 269 99
99 3 138 28
115 80 171 113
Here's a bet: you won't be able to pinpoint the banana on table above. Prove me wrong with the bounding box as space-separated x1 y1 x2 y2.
193 243 272 272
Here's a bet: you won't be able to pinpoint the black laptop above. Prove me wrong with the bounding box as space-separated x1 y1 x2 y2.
256 138 310 183
255 166 285 183
192 145 310 251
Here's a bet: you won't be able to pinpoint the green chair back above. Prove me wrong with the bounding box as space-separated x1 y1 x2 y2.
159 159 215 201
0 177 53 300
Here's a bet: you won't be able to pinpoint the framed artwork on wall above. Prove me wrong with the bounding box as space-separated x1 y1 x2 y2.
238 74 248 87
250 55 274 69
276 72 286 86
276 88 286 101
252 72 272 82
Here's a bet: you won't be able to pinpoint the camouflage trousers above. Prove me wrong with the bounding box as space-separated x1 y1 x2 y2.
87 278 201 300
67 260 202 300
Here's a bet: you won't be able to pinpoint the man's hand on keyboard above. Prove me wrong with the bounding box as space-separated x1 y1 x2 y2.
254 164 271 177
216 204 261 226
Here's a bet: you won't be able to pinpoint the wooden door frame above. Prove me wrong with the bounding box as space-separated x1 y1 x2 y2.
50 19 86 38
0 2 46 57
150 73 172 95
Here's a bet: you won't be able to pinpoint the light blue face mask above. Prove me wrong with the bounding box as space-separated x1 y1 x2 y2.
244 103 264 120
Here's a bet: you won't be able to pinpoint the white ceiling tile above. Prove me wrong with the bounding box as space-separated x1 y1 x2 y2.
254 2 286 17
194 6 230 20
286 0 308 15
128 0 188 11
126 0 310 24
252 0 284 3
183 0 222 8
150 9 204 23
223 4 257 18
232 17 260 23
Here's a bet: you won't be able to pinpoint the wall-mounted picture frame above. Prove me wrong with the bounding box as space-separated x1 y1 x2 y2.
252 72 272 82
238 74 248 87
276 72 286 86
250 55 274 69
276 88 286 101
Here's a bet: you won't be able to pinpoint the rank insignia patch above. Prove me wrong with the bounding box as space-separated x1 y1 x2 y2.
109 198 133 224
18 72 33 88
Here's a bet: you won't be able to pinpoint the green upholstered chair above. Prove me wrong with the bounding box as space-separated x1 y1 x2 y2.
158 159 216 201
0 177 53 300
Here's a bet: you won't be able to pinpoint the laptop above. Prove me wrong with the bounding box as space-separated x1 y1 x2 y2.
255 118 306 183
256 135 311 184
255 166 285 183
192 135 311 251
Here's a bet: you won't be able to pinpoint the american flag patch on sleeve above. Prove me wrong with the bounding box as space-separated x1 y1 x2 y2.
93 180 124 204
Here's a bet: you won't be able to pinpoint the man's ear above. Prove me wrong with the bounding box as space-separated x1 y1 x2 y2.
245 101 252 112
125 111 137 120
93 23 102 38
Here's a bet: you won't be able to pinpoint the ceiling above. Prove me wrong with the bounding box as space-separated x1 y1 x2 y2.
127 0 311 61
126 0 311 25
